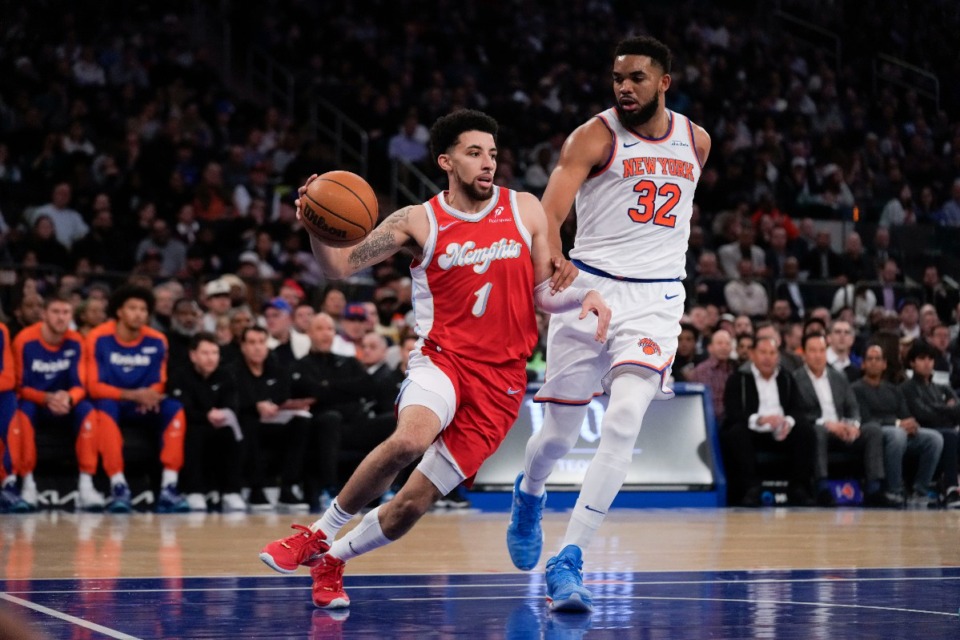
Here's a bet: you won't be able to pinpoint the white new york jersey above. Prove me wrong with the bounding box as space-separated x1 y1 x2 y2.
570 107 702 280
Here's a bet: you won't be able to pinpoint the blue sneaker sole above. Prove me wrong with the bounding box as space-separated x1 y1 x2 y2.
547 592 594 613
107 502 132 514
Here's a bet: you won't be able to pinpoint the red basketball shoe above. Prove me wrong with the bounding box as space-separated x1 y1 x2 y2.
259 524 329 574
311 554 350 609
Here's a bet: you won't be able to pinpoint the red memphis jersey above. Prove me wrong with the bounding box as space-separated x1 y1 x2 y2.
410 186 538 365
13 323 86 406
85 320 169 400
0 323 14 393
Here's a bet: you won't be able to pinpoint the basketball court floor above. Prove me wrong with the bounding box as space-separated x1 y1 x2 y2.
0 507 957 638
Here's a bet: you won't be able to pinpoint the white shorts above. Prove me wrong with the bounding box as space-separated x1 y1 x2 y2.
534 272 684 404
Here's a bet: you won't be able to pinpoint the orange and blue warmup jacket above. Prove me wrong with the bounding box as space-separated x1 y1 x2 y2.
12 323 96 476
85 321 185 474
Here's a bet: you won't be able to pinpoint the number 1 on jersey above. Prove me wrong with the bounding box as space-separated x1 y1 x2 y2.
472 282 493 317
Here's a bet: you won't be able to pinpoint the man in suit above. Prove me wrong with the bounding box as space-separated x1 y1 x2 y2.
773 257 806 321
874 259 902 312
793 333 888 507
720 335 816 507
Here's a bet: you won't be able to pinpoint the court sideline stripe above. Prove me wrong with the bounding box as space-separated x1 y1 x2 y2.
0 593 142 640
4 573 959 596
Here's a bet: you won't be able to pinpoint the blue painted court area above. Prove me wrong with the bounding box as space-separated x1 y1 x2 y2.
2 567 958 639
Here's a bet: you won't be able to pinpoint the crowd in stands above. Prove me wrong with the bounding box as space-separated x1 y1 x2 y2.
0 1 959 511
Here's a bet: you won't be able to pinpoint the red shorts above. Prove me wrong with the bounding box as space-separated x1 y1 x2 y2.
407 343 527 485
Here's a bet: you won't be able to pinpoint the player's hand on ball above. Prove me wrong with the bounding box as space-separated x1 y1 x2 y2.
294 174 320 222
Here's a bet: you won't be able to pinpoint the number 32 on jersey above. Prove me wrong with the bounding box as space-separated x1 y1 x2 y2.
627 179 680 228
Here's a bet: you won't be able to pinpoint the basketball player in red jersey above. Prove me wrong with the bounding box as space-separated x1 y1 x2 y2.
259 110 611 609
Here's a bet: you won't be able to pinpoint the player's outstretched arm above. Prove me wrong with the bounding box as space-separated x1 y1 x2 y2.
296 174 424 280
520 191 611 343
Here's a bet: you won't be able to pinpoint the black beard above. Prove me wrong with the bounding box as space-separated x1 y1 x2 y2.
617 93 660 129
462 180 492 202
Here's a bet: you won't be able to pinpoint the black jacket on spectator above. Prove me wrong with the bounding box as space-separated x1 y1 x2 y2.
290 350 368 421
229 351 309 497
791 366 861 427
232 352 290 422
168 362 241 496
720 364 815 503
901 376 960 428
363 361 404 417
170 363 238 429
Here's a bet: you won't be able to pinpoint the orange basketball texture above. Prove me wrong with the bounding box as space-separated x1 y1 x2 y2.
301 171 378 244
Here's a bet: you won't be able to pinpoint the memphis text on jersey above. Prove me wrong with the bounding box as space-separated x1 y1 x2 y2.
437 238 524 274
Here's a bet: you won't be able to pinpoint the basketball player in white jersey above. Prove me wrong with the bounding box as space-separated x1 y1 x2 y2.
258 110 610 610
507 36 712 612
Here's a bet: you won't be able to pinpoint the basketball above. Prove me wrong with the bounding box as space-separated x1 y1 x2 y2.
300 170 378 245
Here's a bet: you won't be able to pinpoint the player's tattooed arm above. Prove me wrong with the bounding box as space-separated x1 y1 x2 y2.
347 206 418 269
312 205 422 279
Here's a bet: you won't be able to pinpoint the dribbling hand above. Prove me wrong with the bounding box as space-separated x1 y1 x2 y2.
294 173 319 222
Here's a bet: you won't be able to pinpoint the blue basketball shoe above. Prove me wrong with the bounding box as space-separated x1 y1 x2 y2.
106 483 133 513
0 484 30 514
545 545 593 612
506 472 546 570
157 484 190 513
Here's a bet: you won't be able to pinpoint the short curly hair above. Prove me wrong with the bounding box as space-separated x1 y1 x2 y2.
108 284 155 319
428 109 498 167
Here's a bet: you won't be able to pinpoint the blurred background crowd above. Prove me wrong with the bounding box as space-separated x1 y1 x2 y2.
0 0 959 510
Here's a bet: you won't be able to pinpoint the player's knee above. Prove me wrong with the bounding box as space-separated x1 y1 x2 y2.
539 431 579 460
384 432 430 466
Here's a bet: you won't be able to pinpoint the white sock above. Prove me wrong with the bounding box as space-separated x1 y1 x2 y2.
79 473 95 490
161 469 178 487
328 506 391 562
559 371 658 552
312 498 355 538
110 472 128 487
522 403 589 496
561 452 631 551
2 476 16 489
22 472 35 488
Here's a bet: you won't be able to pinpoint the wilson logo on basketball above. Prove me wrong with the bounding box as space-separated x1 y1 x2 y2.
302 203 347 239
638 338 661 356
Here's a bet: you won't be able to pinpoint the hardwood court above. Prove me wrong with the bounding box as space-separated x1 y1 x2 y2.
1 507 958 638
